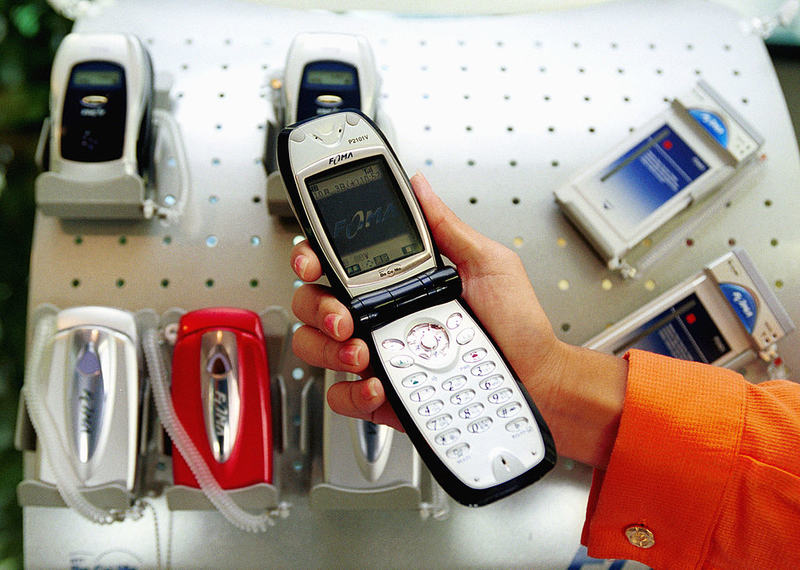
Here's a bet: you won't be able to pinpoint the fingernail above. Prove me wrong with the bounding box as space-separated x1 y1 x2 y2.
366 377 380 399
324 313 342 338
293 255 309 279
338 344 362 367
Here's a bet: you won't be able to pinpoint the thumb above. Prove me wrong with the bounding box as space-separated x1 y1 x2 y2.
410 172 489 269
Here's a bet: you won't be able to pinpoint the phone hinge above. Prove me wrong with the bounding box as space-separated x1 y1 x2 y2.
349 267 462 331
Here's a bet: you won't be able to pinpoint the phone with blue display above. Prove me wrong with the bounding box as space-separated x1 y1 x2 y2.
282 32 378 125
278 110 555 507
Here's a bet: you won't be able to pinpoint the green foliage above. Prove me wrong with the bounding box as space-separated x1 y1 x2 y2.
0 2 72 569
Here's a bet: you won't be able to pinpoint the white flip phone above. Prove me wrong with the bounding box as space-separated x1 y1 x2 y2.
278 111 555 507
36 32 155 218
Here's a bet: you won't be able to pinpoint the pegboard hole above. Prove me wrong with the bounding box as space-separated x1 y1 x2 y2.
116 279 125 288
209 195 219 204
771 238 779 247
509 160 517 167
561 323 571 332
765 199 773 207
119 236 127 245
205 279 215 288
292 367 305 380
775 280 784 289
645 279 656 291
601 279 613 291
212 158 221 165
251 236 261 246
293 280 303 289
161 279 170 288
512 197 520 204
558 279 570 291
686 238 694 247
513 237 524 248
163 194 176 206
557 237 567 248
249 279 259 288
467 160 476 167
253 196 262 203
163 236 172 245
469 197 478 205
551 160 560 167
71 279 80 288
74 236 83 245
728 238 737 246
206 235 219 248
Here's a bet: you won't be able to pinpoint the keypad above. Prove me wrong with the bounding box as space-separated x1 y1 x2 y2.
374 302 541 485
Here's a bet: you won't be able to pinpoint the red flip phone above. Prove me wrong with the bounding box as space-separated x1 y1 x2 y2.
171 308 272 488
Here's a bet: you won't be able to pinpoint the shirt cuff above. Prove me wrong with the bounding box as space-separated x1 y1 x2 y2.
581 349 746 568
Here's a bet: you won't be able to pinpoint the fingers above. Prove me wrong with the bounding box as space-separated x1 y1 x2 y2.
290 239 323 283
291 325 368 373
291 283 354 342
327 377 404 432
409 172 492 270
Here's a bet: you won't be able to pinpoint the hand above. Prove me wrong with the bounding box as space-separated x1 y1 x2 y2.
290 172 628 467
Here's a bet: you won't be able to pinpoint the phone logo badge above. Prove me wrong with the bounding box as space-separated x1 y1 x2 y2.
379 265 402 277
719 283 758 333
329 151 354 165
81 95 108 107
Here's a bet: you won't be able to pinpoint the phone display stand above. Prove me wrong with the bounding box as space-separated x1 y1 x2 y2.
34 74 190 221
19 0 800 568
15 304 142 512
155 307 287 514
307 371 447 517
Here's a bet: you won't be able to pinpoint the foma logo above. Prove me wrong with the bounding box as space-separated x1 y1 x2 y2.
334 203 397 240
329 151 353 165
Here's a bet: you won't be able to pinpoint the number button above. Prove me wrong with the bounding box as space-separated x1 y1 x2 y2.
459 403 484 420
497 402 522 418
390 355 414 368
488 388 513 405
381 338 405 351
467 417 493 434
463 348 487 363
446 312 463 329
441 375 467 392
447 443 470 460
426 414 452 431
479 374 504 391
471 361 496 377
450 389 476 406
435 429 461 446
505 417 529 432
402 372 427 388
410 386 436 402
418 400 444 416
456 328 475 345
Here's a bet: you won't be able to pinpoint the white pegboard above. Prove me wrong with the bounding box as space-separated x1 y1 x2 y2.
22 0 800 568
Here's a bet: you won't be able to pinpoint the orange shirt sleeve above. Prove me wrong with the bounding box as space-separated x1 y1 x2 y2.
581 349 800 569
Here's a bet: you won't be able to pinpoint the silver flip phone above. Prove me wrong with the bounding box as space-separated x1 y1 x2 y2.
278 110 555 507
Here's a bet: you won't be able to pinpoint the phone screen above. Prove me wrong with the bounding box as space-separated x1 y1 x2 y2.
306 156 424 277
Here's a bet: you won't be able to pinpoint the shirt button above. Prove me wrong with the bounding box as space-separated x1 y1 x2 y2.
625 525 655 549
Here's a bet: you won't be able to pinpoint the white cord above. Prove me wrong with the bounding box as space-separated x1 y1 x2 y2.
22 315 128 524
142 327 278 533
